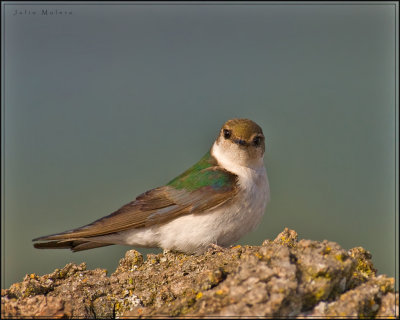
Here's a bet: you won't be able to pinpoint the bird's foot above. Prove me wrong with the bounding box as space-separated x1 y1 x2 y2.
163 248 182 255
207 243 225 253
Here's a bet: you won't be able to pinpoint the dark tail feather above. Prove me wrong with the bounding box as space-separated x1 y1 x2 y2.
33 240 113 252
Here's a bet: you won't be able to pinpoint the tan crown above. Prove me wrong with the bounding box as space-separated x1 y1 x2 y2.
221 118 264 141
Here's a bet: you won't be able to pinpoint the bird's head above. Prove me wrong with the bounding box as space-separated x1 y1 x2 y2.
212 118 265 170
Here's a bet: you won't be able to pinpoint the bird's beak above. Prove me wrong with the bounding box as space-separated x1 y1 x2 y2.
234 139 247 146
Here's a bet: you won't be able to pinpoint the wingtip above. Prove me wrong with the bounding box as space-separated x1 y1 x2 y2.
33 239 113 251
32 235 57 242
32 230 76 242
33 241 71 250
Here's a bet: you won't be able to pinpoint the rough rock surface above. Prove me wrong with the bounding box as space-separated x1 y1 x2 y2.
1 228 398 318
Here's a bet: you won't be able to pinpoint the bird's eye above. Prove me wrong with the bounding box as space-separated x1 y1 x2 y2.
253 136 262 146
223 129 231 139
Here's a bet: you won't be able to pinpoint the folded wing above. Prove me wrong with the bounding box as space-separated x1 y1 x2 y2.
33 153 238 251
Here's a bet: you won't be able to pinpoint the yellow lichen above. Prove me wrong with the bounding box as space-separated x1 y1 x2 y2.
215 289 225 296
359 261 371 273
314 287 327 301
369 298 375 306
335 254 345 262
323 246 331 255
254 252 263 259
196 292 203 299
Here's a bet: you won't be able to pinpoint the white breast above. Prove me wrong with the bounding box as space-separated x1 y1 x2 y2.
152 166 269 254
208 147 270 247
158 142 270 253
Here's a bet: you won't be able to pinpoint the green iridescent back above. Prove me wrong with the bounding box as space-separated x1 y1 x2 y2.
167 151 236 192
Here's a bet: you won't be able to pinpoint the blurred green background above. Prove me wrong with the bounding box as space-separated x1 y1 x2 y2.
2 3 397 289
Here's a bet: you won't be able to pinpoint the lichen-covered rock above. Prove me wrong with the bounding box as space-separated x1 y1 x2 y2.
2 262 110 318
376 292 399 318
301 275 395 318
1 295 72 318
1 228 398 318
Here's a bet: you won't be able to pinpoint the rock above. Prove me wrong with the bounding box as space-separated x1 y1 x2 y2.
376 292 399 318
1 296 72 318
1 229 398 318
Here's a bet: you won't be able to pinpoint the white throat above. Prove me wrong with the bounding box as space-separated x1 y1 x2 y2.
210 141 265 176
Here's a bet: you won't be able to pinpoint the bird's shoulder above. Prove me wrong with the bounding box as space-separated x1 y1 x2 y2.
166 151 238 192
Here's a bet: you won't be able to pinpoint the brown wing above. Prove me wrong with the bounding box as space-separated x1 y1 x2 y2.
32 172 238 245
